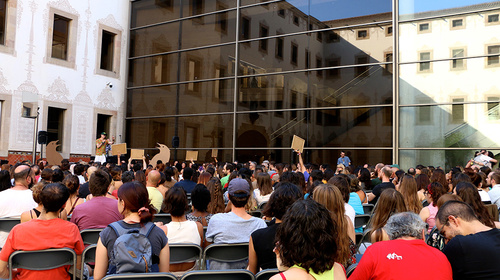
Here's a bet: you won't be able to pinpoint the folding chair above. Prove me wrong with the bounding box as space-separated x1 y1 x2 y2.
485 204 499 221
80 228 103 245
81 244 96 280
170 243 203 266
202 243 249 270
362 204 375 215
154 214 172 224
255 268 279 280
0 218 20 233
354 214 371 229
258 202 267 210
180 269 255 280
102 272 178 279
8 248 77 280
355 230 372 254
346 263 358 277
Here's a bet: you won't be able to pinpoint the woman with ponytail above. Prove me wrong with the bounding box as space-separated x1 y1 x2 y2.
94 181 170 279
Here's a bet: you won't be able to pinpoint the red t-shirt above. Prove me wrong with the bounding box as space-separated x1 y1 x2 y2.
0 218 84 280
348 239 452 280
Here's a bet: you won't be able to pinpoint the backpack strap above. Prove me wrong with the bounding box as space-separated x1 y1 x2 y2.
138 222 156 238
108 221 156 238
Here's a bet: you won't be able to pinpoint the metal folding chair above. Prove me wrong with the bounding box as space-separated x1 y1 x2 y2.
255 268 279 280
170 243 203 266
81 244 96 280
8 248 77 280
202 243 249 270
80 228 103 245
362 204 375 215
0 218 20 233
354 214 371 229
153 214 172 224
180 269 255 280
102 272 178 279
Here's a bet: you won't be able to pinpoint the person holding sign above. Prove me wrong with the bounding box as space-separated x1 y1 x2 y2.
96 132 114 164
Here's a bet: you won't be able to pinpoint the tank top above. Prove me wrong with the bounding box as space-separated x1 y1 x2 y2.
279 264 336 280
426 203 438 233
166 220 201 244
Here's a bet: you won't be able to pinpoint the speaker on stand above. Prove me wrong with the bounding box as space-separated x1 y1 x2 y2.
38 131 48 160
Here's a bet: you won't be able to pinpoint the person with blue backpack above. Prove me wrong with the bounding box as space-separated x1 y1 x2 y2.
94 181 170 280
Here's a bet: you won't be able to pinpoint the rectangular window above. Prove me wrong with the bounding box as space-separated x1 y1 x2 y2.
384 52 393 74
291 91 297 119
451 98 465 122
47 107 65 152
419 52 431 72
190 0 203 15
327 58 340 78
418 106 431 124
305 50 310 68
100 30 115 71
152 55 168 84
0 0 6 45
291 43 298 65
293 15 299 26
488 97 500 120
452 19 463 28
52 15 70 60
275 36 283 59
317 31 322 42
259 24 268 52
451 48 465 70
316 56 322 77
277 8 285 18
241 17 250 41
418 22 430 33
357 29 368 40
385 26 393 36
215 5 227 33
355 55 369 77
488 14 499 23
187 57 201 92
327 32 340 43
487 45 500 66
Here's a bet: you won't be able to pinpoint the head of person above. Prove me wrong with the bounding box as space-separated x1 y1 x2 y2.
0 169 12 192
89 169 111 196
118 181 156 225
262 182 302 220
163 186 189 217
40 183 70 213
134 170 147 187
13 164 35 188
183 167 194 181
51 168 64 183
197 172 211 185
313 184 345 219
62 174 80 195
73 164 85 176
40 168 53 183
455 181 495 228
256 172 273 196
190 184 211 213
110 166 122 181
327 175 350 203
206 177 225 214
340 151 345 157
398 175 422 214
384 212 427 240
275 199 338 275
415 173 430 191
436 200 478 241
436 193 462 209
380 166 392 180
31 182 46 204
228 178 251 208
426 182 447 204
370 188 406 231
336 164 345 174
487 171 500 187
407 167 416 177
224 163 235 176
146 169 161 187
121 170 135 183
100 132 106 139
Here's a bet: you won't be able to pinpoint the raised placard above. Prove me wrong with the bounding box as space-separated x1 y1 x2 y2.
130 149 144 160
291 135 305 153
186 150 198 162
111 143 127 156
211 149 218 158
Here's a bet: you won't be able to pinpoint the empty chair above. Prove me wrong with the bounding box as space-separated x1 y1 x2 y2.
0 218 20 234
362 204 375 215
255 268 279 280
170 243 203 267
202 243 249 270
354 214 371 229
8 248 77 280
180 269 255 280
81 244 96 280
102 272 178 280
153 213 172 224
80 228 103 245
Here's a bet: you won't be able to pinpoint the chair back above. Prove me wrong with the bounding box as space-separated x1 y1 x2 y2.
102 272 178 279
81 244 96 280
354 214 371 229
8 248 76 280
346 263 358 277
153 214 172 224
485 204 499 221
255 268 279 280
170 243 202 264
0 218 20 233
362 204 375 215
80 228 103 245
202 243 249 269
180 269 255 280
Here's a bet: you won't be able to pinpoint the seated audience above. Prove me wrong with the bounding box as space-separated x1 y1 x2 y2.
63 174 84 215
254 172 274 205
205 178 267 269
0 183 85 279
174 167 197 193
186 184 212 226
437 201 500 280
94 181 169 279
369 188 406 243
247 182 303 274
419 182 447 234
270 199 346 280
21 182 68 223
455 182 496 228
145 170 163 212
349 212 452 280
367 166 395 205
398 175 422 214
77 166 97 198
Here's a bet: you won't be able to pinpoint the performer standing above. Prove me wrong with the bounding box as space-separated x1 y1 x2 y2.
95 132 114 164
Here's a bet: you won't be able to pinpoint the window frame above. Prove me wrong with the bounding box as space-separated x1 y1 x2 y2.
450 97 466 124
258 23 268 53
0 0 16 55
356 29 369 40
450 47 466 71
45 7 78 68
95 23 122 78
486 13 500 26
417 22 431 34
485 44 500 68
450 18 465 30
418 51 433 73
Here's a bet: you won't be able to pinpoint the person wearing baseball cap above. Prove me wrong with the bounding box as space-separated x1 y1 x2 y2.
205 178 267 269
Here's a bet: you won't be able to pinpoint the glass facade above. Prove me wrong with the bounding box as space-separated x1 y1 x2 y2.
127 0 500 169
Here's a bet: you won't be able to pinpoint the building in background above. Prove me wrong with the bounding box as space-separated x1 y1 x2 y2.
0 0 129 163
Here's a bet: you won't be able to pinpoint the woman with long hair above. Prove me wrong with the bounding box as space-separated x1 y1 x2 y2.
186 184 213 226
270 199 346 280
254 172 274 205
62 174 84 215
206 177 225 214
398 175 422 214
415 174 430 203
197 171 212 186
419 182 447 234
430 169 449 192
313 184 355 267
358 168 372 191
369 188 406 243
94 181 169 279
455 182 496 228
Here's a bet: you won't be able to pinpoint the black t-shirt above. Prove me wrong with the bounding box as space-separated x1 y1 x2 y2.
78 182 90 198
443 228 500 280
251 223 279 270
370 182 395 205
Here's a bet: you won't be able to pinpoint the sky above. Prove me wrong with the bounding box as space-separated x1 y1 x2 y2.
291 0 499 21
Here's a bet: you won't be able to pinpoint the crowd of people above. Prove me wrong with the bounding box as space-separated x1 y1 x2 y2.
0 149 499 279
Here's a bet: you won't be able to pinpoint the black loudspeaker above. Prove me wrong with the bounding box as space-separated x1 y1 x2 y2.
172 136 180 148
38 131 48 144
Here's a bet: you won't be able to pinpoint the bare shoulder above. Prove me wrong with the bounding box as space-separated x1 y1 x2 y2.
334 263 347 280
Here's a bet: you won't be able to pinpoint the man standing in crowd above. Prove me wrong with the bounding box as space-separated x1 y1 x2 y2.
367 165 395 205
145 169 164 212
0 164 37 247
486 171 500 209
71 169 122 230
436 200 500 280
0 183 85 279
95 132 113 164
337 151 351 166
349 212 452 279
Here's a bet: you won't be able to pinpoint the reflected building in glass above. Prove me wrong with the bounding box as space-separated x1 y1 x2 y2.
126 0 500 169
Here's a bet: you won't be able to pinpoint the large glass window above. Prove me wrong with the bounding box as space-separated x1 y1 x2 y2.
51 15 70 60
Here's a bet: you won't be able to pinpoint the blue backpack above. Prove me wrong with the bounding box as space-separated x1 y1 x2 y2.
108 221 155 274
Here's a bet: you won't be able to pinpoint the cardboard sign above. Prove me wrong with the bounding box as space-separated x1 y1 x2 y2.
46 140 63 166
150 144 171 166
211 149 218 158
130 149 144 160
111 143 127 156
291 135 305 153
186 151 198 162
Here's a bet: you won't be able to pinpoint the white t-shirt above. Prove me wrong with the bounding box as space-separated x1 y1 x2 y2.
345 203 356 226
253 189 273 205
166 220 201 244
478 189 491 203
474 154 493 168
0 188 37 246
